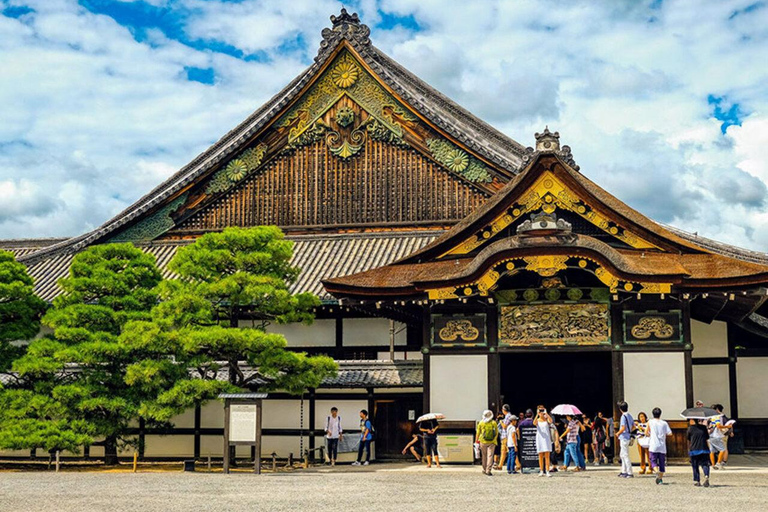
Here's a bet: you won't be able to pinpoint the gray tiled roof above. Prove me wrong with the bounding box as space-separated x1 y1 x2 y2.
3 231 439 302
322 360 423 388
0 360 423 389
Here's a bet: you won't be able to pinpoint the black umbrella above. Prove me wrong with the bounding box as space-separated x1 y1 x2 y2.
680 407 719 420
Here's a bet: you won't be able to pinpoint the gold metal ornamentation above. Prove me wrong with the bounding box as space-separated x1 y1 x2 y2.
331 61 360 88
439 320 480 342
631 317 674 339
523 256 568 277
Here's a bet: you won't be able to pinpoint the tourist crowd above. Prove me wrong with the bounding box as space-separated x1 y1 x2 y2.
323 400 735 487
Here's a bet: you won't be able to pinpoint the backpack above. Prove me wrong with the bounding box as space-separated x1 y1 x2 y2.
362 419 375 440
480 421 497 443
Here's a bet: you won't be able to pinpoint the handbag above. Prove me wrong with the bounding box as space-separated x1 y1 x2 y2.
473 442 481 460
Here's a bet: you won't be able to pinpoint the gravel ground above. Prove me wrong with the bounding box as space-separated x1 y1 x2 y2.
2 456 768 512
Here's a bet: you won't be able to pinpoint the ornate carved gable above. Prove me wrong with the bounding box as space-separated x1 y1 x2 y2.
149 47 511 238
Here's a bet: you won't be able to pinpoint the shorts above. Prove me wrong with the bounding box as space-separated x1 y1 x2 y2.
424 437 438 457
649 452 666 472
710 437 726 453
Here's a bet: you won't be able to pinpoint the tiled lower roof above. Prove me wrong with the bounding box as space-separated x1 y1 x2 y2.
322 360 423 388
1 360 424 389
2 231 439 302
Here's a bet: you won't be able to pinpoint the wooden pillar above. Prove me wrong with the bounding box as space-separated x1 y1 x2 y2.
367 387 375 460
223 401 231 474
727 323 739 418
487 305 500 412
255 399 262 474
682 299 694 407
610 301 624 419
335 316 344 359
194 403 201 459
308 388 316 461
138 418 146 460
421 305 431 413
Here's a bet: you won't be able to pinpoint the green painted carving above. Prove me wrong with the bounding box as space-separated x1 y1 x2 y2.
425 138 493 183
109 194 188 243
278 51 413 143
326 126 366 159
366 119 409 147
206 143 268 194
335 106 355 127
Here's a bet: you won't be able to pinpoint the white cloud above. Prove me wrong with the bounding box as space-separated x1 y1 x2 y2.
1 0 768 255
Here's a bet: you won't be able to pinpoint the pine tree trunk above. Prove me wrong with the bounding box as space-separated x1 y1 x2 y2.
104 436 119 465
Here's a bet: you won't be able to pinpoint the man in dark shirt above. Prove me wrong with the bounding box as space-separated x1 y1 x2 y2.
687 419 711 487
518 409 535 427
420 419 441 468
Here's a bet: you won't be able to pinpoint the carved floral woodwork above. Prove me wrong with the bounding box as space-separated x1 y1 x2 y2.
630 316 675 339
108 194 188 243
499 303 610 346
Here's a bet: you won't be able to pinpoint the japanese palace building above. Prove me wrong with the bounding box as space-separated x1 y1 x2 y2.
3 10 768 461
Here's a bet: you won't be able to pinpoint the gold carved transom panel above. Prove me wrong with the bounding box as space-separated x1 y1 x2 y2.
499 304 610 347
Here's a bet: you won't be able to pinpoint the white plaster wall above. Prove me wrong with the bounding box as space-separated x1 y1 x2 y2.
201 400 224 428
314 400 368 431
261 319 336 347
169 407 195 429
343 318 407 346
692 364 731 416
430 354 487 421
144 435 194 457
691 320 728 358
737 357 768 418
623 352 686 420
262 400 303 429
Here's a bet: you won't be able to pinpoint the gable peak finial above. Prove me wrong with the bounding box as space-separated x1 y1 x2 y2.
535 126 560 151
522 128 580 172
317 9 371 62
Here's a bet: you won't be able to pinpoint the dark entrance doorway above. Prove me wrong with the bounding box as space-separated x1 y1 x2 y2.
374 396 422 459
500 351 613 418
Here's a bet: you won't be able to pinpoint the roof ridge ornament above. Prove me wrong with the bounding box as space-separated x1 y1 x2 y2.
316 8 371 62
521 127 581 172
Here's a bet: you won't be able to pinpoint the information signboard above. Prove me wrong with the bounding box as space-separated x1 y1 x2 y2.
229 404 257 443
518 426 539 470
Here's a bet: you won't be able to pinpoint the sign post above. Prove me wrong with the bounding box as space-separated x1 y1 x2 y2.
220 393 266 474
518 425 539 473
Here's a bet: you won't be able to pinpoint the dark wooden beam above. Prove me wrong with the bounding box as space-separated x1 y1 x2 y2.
727 323 739 418
692 357 730 365
682 299 694 408
194 403 201 459
422 305 431 414
308 388 316 460
487 304 500 411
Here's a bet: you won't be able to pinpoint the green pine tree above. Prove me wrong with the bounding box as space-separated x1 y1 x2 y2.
0 250 46 371
2 243 165 463
123 226 337 423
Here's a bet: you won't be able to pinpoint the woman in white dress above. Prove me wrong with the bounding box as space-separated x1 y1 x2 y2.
533 405 553 477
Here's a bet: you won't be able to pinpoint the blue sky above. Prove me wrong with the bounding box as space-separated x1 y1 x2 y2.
1 0 768 250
